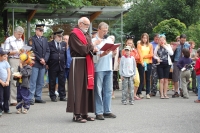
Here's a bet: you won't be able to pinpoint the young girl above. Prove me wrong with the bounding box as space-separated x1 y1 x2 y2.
137 33 153 99
120 46 136 105
177 48 192 99
0 48 11 116
154 35 173 99
194 49 200 103
121 37 141 100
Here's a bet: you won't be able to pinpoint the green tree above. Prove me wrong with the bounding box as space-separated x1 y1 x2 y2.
153 18 186 42
124 0 161 42
184 22 200 48
157 0 200 27
124 0 200 42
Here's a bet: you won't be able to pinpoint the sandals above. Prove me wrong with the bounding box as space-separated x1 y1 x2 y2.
134 96 141 100
164 95 169 99
160 95 165 99
82 115 95 121
73 115 87 123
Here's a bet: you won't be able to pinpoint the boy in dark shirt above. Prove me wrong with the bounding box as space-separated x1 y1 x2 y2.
177 49 192 99
14 57 32 114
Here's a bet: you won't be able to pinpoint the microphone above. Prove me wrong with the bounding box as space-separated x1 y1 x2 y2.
103 34 109 39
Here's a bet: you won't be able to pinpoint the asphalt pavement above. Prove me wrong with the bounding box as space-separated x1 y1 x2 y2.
0 88 200 133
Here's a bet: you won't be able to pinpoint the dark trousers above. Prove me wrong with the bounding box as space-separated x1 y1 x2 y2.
65 68 70 81
49 68 66 99
150 64 158 95
137 63 152 95
16 86 30 109
0 84 10 112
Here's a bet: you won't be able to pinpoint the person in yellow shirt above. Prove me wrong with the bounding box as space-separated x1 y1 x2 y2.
137 33 153 99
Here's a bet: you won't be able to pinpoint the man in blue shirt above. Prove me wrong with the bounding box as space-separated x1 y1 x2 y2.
63 35 71 80
150 34 159 96
92 22 117 120
172 34 190 98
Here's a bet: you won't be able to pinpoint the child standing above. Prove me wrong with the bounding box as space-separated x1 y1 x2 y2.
177 48 192 99
194 49 200 103
119 46 136 105
121 37 141 100
0 48 11 117
14 59 32 114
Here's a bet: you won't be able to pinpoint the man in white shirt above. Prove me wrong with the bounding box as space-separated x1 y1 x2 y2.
4 26 24 106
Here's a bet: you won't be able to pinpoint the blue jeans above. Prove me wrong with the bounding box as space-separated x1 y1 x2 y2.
196 75 200 100
94 71 112 115
29 67 45 101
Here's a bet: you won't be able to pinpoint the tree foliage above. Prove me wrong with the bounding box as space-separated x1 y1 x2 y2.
153 18 186 43
124 0 200 42
184 22 200 47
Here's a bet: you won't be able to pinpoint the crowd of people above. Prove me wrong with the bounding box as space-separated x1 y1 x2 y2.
0 16 200 124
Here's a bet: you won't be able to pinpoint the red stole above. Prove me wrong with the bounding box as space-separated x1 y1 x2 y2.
72 28 94 89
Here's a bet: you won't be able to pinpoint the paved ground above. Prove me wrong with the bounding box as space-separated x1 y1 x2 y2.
0 88 200 133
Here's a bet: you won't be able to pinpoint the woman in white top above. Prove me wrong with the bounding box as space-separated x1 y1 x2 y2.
154 34 173 99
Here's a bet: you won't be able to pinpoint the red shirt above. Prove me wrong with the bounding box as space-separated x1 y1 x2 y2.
121 49 140 63
195 58 200 75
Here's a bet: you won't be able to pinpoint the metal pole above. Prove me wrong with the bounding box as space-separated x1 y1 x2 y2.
90 22 92 35
121 12 123 47
12 8 14 34
27 21 30 42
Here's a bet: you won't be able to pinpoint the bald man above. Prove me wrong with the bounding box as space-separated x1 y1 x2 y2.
66 17 97 123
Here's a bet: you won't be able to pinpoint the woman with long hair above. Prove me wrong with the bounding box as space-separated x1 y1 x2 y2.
137 33 153 99
154 35 173 98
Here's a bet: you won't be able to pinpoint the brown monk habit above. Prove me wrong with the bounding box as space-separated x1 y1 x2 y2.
66 28 94 115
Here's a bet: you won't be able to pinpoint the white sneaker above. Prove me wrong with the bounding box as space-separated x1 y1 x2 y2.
16 108 22 114
22 109 28 114
55 91 59 96
146 94 151 99
138 94 144 99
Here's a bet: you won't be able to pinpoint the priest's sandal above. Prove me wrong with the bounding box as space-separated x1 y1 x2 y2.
73 115 87 123
82 115 95 121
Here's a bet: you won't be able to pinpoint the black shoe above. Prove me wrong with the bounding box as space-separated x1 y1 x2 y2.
96 115 105 120
179 89 183 97
103 113 116 118
4 110 12 114
60 98 67 101
150 93 156 97
51 98 57 102
35 100 46 103
172 92 179 98
30 101 34 105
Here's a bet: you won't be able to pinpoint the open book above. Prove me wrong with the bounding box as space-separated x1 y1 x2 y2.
100 43 121 51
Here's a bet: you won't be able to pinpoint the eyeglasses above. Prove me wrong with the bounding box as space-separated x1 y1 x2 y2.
100 29 109 33
81 22 90 27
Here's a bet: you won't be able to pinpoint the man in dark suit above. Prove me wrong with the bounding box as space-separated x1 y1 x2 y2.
47 29 67 102
29 24 50 105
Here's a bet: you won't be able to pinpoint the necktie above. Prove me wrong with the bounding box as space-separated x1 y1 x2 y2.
57 42 60 51
38 37 42 41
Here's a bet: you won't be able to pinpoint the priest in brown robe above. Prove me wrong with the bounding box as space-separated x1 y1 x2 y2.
66 17 97 123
